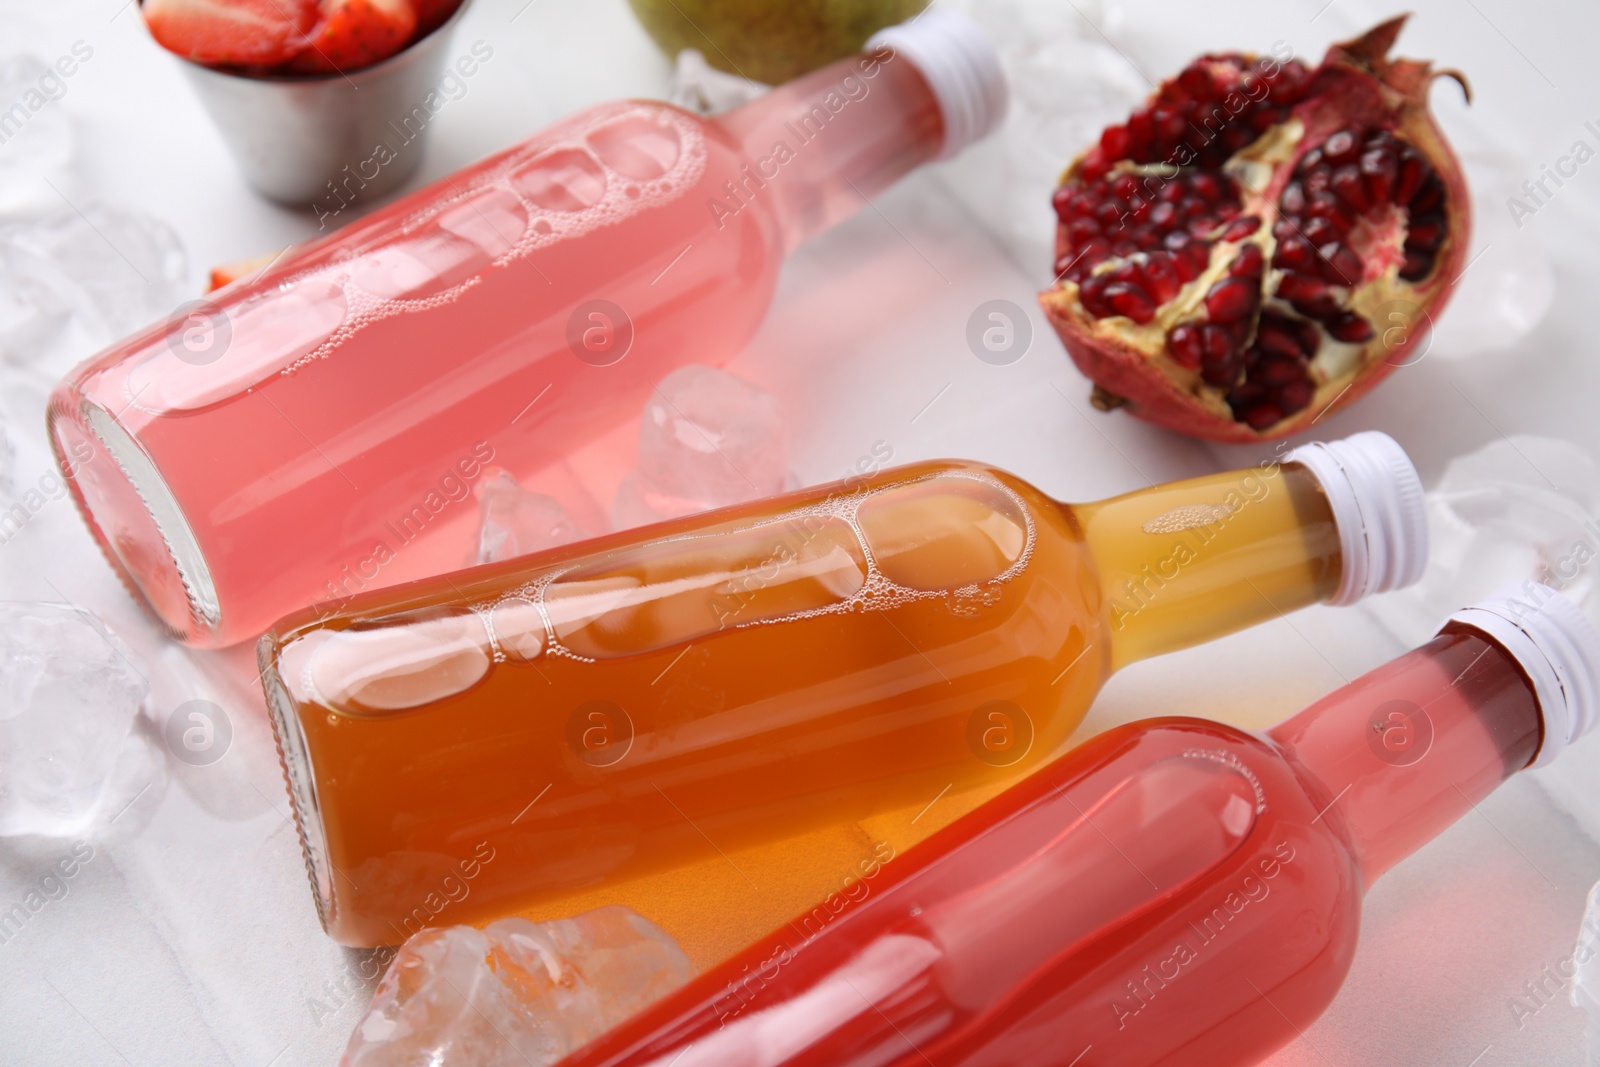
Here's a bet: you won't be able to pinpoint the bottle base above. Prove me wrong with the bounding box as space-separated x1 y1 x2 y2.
48 390 222 643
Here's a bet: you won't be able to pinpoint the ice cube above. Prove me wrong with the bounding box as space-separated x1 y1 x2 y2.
0 201 188 370
933 0 1147 273
666 48 768 113
0 603 150 837
341 905 696 1067
1365 436 1600 646
614 365 788 529
0 53 74 213
475 469 585 564
1574 880 1600 1065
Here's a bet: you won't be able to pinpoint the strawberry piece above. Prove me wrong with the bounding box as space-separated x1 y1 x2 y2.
412 0 462 36
142 0 317 69
289 0 418 74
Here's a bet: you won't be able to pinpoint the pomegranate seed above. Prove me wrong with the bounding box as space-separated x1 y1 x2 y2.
1256 320 1303 359
1163 230 1192 251
1158 180 1187 203
1307 191 1352 230
1180 240 1212 277
1144 252 1182 303
1227 243 1264 278
1178 64 1214 101
1187 214 1219 236
1154 107 1186 145
1318 243 1363 286
1275 379 1314 414
1411 176 1445 215
1113 174 1139 201
1294 318 1322 355
1149 201 1178 229
1272 218 1301 242
1327 312 1374 343
1303 164 1333 197
1229 378 1268 406
1079 273 1113 317
1167 323 1203 368
1272 236 1316 272
1067 219 1099 244
1079 150 1110 182
1201 357 1242 387
1190 172 1223 202
1128 108 1155 153
1400 247 1436 281
1101 124 1131 160
1241 402 1284 431
1300 217 1339 246
1095 202 1124 229
1323 128 1360 165
1248 104 1288 132
1204 277 1257 322
1052 187 1075 220
1394 148 1429 203
1104 282 1157 324
1261 355 1306 386
1408 213 1447 251
1275 271 1330 306
1200 324 1234 363
1331 165 1369 213
1361 147 1397 203
1113 239 1139 256
1221 215 1261 241
1280 182 1307 216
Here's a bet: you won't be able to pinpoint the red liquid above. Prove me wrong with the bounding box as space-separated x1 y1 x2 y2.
557 624 1539 1067
48 49 942 647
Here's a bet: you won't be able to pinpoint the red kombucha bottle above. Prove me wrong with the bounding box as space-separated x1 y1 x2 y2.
556 583 1600 1067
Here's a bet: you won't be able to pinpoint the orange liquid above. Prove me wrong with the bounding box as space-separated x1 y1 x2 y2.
261 458 1340 945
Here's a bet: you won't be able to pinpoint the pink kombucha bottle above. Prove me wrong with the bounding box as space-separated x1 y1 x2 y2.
556 583 1600 1067
46 11 1006 647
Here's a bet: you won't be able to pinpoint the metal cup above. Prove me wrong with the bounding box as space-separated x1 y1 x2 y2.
173 0 475 207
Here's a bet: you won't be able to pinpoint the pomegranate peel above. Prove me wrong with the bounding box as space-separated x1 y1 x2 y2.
1040 17 1472 442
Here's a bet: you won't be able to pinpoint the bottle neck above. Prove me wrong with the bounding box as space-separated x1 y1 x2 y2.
1269 625 1541 888
1077 460 1342 670
712 47 944 253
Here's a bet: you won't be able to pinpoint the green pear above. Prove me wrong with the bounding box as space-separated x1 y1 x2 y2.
628 0 931 85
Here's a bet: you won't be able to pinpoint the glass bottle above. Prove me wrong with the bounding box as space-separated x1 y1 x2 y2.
258 431 1426 946
552 583 1600 1067
46 11 1005 647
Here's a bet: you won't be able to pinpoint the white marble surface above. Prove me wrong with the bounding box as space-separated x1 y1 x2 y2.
2 0 1599 1063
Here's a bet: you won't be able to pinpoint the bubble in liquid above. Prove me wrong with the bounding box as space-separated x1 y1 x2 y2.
512 148 609 213
351 188 528 300
587 113 682 180
857 476 1029 591
294 613 494 713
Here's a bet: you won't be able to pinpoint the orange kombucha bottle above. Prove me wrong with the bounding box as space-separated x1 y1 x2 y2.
259 432 1425 945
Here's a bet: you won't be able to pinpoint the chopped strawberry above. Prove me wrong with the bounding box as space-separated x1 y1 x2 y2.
207 250 283 292
142 0 318 69
411 0 462 36
289 0 418 74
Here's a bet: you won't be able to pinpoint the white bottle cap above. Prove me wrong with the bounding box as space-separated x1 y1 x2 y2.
866 7 1008 160
1285 431 1427 606
1449 584 1600 769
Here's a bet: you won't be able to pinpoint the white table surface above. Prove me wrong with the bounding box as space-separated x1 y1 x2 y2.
3 0 1600 1064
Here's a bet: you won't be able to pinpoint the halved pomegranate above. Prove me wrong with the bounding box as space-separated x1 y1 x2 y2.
1039 17 1471 441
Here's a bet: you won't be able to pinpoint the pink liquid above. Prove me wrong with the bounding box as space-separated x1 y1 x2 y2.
48 49 942 647
556 623 1539 1067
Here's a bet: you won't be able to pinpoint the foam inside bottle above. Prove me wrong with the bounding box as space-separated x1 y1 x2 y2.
278 472 1036 715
